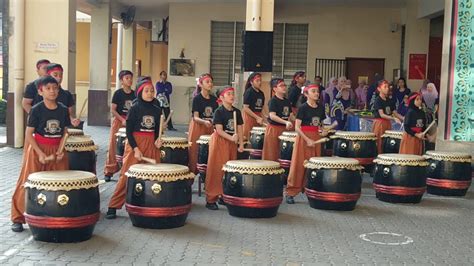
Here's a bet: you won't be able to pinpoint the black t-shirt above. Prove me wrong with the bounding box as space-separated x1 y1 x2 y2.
192 93 218 120
23 80 43 106
268 96 292 125
213 105 243 134
126 101 162 149
243 87 265 113
28 102 71 138
56 88 75 108
296 102 326 127
373 95 395 118
288 84 301 108
403 108 427 136
112 88 136 116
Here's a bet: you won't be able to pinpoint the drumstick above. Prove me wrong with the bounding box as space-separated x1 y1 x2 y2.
45 133 69 161
242 148 257 153
314 137 330 145
422 120 436 135
233 111 238 144
158 114 165 139
77 98 88 119
164 110 174 129
141 157 157 164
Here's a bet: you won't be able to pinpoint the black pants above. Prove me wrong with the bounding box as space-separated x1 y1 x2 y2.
162 107 174 129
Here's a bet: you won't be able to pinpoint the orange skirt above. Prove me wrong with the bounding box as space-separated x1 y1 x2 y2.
242 111 261 141
108 134 161 209
188 119 214 174
11 142 69 223
104 117 123 175
286 131 321 196
373 119 391 154
262 124 287 162
399 132 424 155
205 132 237 203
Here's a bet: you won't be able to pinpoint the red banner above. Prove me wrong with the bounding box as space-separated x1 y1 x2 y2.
408 54 427 80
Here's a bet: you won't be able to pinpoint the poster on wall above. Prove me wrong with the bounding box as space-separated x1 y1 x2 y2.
170 59 195 76
408 54 427 80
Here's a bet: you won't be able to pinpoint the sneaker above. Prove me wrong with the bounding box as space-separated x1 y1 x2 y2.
104 174 112 182
11 223 24 232
205 202 219 210
105 208 117 219
217 198 226 205
286 196 295 204
168 128 178 131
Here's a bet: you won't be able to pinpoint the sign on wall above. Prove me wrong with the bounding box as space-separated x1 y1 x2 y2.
35 42 59 53
408 54 427 80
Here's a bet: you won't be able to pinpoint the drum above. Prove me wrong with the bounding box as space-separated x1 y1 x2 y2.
160 137 190 166
278 131 298 184
249 127 266 159
322 129 336 156
373 154 428 203
115 128 127 168
65 136 97 174
196 135 211 180
125 164 194 229
68 129 84 136
424 151 472 196
331 131 377 169
222 160 284 218
24 171 99 242
304 157 363 211
381 130 403 153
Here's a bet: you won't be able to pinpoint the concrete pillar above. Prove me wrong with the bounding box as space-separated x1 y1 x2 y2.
88 0 112 126
115 23 123 91
436 0 474 155
122 23 136 75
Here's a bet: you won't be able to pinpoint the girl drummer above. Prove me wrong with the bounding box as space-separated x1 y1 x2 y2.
205 87 244 210
286 84 335 204
104 70 135 181
262 78 294 162
372 80 403 154
106 79 162 219
188 74 219 174
399 92 432 155
288 71 306 114
242 72 265 140
11 76 70 232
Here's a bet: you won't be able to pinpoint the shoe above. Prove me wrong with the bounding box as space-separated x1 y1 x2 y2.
105 208 117 219
217 198 226 205
168 128 177 131
205 202 219 210
286 196 295 204
11 223 24 232
104 174 112 182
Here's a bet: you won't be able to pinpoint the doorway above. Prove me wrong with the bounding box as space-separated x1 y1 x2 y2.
346 58 385 86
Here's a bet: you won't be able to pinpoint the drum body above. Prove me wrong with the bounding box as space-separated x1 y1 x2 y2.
68 129 84 136
65 136 97 174
223 160 284 218
278 132 297 184
305 157 363 211
160 137 190 166
249 127 266 159
322 130 336 156
373 154 428 203
24 171 99 243
425 151 472 196
381 130 402 154
125 164 194 229
115 128 126 168
196 135 211 181
331 131 377 170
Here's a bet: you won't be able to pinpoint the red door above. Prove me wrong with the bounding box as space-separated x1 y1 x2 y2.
346 58 385 86
428 37 442 89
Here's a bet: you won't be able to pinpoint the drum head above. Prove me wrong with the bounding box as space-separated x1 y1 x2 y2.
126 163 195 181
250 127 266 134
223 159 284 175
374 153 428 166
25 170 98 191
68 129 84 136
425 151 472 163
65 136 97 152
161 136 190 148
382 130 403 139
278 131 298 142
332 131 377 140
196 135 211 145
305 156 363 170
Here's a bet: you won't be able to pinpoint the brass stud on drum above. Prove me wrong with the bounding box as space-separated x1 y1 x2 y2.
230 176 238 185
151 183 162 195
340 142 347 150
310 171 317 179
383 167 390 177
135 183 143 193
160 150 166 159
282 142 287 149
256 136 261 141
390 139 396 146
57 194 69 206
36 193 46 206
353 142 361 151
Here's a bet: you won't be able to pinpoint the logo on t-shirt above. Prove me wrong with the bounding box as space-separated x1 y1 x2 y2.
282 106 290 117
227 119 235 132
124 100 133 111
385 106 392 115
416 119 424 128
204 106 214 118
256 98 263 108
141 115 155 129
44 120 61 135
311 117 321 127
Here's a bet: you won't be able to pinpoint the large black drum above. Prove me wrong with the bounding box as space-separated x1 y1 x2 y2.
304 157 363 211
125 164 194 229
196 135 211 181
249 127 266 159
115 127 126 168
278 131 297 184
331 131 377 169
65 136 97 174
160 137 190 166
24 171 100 242
223 160 284 218
424 151 472 196
373 154 428 203
68 128 84 136
322 129 336 156
381 130 403 153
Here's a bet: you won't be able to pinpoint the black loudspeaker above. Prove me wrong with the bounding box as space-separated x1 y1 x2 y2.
243 31 273 72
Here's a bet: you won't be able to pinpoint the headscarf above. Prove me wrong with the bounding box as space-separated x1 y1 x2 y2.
135 78 154 101
324 77 337 104
407 92 422 110
421 83 438 110
245 72 261 91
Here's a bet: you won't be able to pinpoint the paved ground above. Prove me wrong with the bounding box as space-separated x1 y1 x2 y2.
0 123 473 265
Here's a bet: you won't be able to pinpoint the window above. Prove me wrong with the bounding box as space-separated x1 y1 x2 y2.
210 21 308 86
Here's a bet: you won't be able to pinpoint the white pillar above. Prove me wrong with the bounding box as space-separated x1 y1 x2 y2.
122 23 136 75
116 23 123 91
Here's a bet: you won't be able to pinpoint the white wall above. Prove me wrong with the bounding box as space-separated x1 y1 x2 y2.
418 0 444 18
